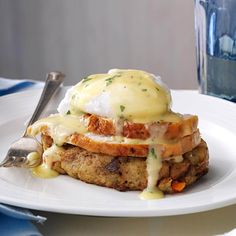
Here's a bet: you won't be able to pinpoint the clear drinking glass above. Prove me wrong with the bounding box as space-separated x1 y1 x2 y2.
194 0 236 102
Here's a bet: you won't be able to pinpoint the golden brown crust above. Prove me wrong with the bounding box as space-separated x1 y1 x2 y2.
84 114 198 140
47 139 209 192
41 129 201 159
69 131 201 158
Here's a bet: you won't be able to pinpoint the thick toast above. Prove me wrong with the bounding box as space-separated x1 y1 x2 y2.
40 129 201 158
84 114 198 140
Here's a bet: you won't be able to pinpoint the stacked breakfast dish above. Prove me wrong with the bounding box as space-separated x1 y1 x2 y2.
27 69 209 199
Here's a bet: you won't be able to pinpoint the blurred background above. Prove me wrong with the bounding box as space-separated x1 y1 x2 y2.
0 0 197 89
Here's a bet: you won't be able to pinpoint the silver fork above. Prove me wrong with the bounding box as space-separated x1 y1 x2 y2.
0 72 65 168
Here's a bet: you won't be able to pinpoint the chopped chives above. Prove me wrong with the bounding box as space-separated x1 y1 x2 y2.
82 77 92 83
150 148 157 159
120 105 125 112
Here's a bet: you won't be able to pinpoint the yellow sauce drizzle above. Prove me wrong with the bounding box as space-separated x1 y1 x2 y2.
27 152 41 166
27 114 87 146
114 118 124 136
30 144 63 178
139 147 164 200
139 187 164 200
31 163 59 178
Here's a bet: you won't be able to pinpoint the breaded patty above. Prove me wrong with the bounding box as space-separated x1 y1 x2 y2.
42 135 209 193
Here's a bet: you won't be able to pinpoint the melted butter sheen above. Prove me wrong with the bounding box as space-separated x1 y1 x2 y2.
69 69 172 123
27 114 87 146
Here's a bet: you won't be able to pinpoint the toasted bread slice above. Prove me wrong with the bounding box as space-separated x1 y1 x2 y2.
40 129 201 159
83 114 198 140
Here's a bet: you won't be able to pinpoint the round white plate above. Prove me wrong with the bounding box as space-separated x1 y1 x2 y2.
0 88 236 217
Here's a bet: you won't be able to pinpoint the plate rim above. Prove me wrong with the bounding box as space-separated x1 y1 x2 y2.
1 88 236 217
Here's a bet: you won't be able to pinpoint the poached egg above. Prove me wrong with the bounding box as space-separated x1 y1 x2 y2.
57 69 172 123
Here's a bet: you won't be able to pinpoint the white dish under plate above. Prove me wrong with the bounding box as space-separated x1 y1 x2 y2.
0 88 236 217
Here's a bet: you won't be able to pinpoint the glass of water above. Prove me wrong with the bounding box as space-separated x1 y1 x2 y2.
194 0 236 102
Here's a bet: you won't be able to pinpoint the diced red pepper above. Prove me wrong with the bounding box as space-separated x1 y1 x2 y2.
172 181 186 192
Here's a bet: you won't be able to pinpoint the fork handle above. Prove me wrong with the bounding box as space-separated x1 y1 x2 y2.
23 72 65 135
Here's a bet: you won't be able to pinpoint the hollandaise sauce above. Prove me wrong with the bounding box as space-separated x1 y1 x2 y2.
30 144 63 178
27 152 41 166
27 114 87 146
139 147 164 200
68 69 174 123
27 114 85 179
31 163 59 178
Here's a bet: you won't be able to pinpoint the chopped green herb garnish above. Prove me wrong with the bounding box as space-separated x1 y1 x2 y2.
82 76 92 83
105 74 121 86
120 105 125 112
156 87 160 92
105 78 114 86
66 110 71 115
150 148 157 159
142 89 147 92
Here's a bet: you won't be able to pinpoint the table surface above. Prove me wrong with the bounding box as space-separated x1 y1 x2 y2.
34 203 236 236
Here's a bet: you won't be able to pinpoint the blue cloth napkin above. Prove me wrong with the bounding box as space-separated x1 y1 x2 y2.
0 204 46 236
0 77 46 235
0 78 44 96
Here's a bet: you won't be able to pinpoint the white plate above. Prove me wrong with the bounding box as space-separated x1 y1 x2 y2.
0 88 236 217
